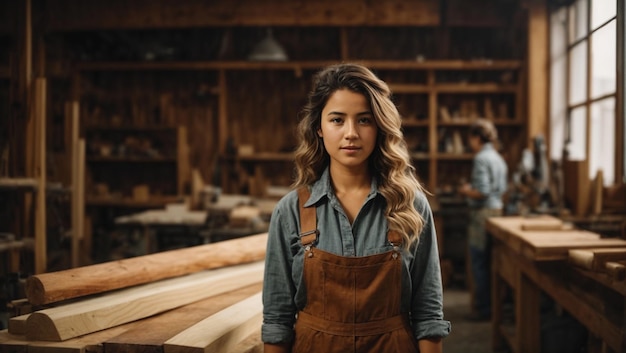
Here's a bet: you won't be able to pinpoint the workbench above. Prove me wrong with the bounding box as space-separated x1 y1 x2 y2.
114 207 209 254
487 215 626 353
113 195 272 256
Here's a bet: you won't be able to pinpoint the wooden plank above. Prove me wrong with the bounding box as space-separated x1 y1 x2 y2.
25 261 264 341
76 60 522 72
487 217 626 261
163 292 262 353
526 0 548 150
0 330 28 353
5 285 263 353
104 283 262 353
520 217 564 231
70 100 84 267
229 331 263 353
44 0 439 30
604 261 626 281
563 160 590 217
590 170 603 215
569 249 626 271
523 232 626 261
1 320 141 353
34 77 47 274
8 314 28 335
66 101 85 267
25 232 267 305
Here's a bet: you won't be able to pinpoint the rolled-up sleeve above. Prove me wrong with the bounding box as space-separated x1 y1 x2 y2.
472 156 492 196
409 194 452 339
262 205 298 344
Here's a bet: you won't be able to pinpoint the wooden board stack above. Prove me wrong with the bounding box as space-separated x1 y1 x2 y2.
0 233 269 353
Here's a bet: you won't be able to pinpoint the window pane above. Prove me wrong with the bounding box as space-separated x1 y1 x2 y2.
591 0 616 29
569 0 588 44
551 56 567 160
569 41 588 105
589 97 615 185
551 7 568 60
591 19 616 98
567 106 587 161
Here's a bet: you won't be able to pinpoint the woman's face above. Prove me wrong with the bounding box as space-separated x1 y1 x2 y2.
468 134 482 152
318 89 378 172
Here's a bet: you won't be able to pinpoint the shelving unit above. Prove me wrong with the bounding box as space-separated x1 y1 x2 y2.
84 125 189 208
73 59 524 195
51 23 527 236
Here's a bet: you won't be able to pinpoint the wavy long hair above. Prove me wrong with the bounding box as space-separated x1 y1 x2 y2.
293 63 425 247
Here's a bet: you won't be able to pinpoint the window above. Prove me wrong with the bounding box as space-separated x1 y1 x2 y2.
550 0 621 186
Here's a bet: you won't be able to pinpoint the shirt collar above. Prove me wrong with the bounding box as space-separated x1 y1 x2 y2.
481 142 495 152
305 167 380 207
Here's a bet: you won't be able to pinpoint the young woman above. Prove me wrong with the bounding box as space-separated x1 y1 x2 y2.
262 63 450 353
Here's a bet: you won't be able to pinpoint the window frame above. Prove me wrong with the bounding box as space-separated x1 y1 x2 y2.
550 0 624 184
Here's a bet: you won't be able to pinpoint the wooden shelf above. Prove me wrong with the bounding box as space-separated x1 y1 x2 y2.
402 120 429 127
389 84 430 93
436 153 474 160
86 157 177 163
86 197 180 208
222 152 295 162
76 60 522 72
438 119 523 127
74 56 523 195
0 177 38 190
435 83 518 93
411 153 430 160
84 125 179 131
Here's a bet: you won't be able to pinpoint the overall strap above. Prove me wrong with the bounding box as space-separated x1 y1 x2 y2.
297 187 318 246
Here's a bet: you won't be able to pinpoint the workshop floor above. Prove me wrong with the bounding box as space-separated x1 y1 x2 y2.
443 286 492 353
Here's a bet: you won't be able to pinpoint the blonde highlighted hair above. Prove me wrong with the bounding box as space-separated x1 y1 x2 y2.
293 63 425 247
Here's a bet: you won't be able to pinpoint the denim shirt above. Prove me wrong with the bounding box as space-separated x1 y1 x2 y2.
262 168 451 344
469 142 508 210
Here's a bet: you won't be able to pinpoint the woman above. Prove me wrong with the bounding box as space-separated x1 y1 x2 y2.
262 63 450 353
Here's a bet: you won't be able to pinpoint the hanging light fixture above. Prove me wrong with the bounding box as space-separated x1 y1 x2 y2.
248 28 288 61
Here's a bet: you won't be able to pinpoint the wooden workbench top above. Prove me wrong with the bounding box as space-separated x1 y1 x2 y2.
486 215 626 261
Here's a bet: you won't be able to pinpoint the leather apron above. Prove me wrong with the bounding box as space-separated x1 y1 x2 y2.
292 188 420 353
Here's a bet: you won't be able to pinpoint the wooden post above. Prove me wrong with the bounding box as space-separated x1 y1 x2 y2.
526 0 549 148
34 77 46 275
340 27 349 60
70 101 83 268
428 70 437 191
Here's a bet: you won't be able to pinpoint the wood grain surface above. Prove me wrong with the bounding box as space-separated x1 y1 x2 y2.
26 233 267 305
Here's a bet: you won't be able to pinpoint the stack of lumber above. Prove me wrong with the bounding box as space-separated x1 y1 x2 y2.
0 233 269 353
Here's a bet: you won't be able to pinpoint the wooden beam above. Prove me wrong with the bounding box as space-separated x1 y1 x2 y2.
43 0 439 30
25 261 264 341
526 0 549 147
4 284 264 353
163 292 262 353
1 319 142 353
70 101 83 268
569 248 626 271
103 283 262 353
34 77 46 275
25 232 267 305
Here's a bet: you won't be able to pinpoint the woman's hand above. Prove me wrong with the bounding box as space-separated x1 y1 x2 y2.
419 337 443 353
264 342 291 353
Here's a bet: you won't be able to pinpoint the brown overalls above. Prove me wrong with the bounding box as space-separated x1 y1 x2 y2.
292 188 420 353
